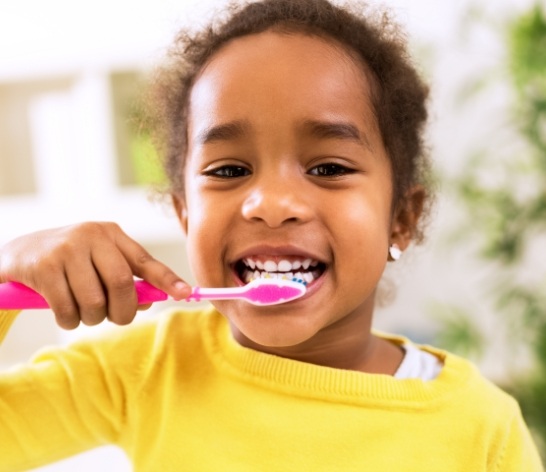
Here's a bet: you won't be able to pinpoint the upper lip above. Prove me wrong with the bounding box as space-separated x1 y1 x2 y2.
230 245 328 265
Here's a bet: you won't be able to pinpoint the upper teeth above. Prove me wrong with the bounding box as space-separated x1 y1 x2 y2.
240 257 322 285
243 258 317 273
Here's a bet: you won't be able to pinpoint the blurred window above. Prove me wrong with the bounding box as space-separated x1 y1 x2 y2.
0 79 72 196
111 71 165 188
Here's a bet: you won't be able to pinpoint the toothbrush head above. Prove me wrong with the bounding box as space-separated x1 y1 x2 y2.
242 277 307 306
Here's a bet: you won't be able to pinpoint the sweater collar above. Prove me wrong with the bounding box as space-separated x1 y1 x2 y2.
203 308 476 408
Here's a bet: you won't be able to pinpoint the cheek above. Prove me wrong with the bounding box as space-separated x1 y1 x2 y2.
342 187 392 235
183 176 214 235
332 191 391 269
183 188 234 285
183 187 212 280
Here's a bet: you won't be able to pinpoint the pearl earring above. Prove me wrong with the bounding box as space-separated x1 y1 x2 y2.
389 244 402 261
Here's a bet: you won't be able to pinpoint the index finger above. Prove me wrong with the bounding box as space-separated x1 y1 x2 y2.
114 231 191 301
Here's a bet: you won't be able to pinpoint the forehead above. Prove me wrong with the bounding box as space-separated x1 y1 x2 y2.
188 31 378 134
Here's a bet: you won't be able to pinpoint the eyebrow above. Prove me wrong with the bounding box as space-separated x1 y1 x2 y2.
195 118 372 150
301 119 372 150
196 120 249 145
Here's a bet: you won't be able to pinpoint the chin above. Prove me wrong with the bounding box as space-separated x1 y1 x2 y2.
229 312 321 349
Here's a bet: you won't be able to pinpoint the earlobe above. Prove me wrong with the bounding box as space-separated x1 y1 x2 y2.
172 194 189 235
389 185 426 252
388 243 402 261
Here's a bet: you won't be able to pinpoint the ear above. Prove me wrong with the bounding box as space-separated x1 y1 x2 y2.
389 185 426 251
172 193 188 236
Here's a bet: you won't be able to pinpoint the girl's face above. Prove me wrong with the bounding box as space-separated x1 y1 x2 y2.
177 31 404 356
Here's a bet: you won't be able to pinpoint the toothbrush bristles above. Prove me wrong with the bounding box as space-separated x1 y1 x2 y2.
246 276 307 286
291 277 307 286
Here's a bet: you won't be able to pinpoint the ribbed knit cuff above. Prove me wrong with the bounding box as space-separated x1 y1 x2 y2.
0 310 20 344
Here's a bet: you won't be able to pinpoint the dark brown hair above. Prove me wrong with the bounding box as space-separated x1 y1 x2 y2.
148 0 433 239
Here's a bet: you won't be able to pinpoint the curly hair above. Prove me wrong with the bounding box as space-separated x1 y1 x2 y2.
147 0 433 240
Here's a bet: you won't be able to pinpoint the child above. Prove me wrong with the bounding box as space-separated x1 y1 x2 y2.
0 0 542 470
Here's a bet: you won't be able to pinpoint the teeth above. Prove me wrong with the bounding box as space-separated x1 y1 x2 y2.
277 260 292 272
245 258 256 269
241 257 323 285
243 258 318 272
263 260 278 272
303 273 314 284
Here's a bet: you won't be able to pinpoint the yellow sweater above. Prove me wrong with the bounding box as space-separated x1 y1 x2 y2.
0 308 542 471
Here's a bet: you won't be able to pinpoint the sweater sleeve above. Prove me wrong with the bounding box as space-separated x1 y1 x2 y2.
0 310 20 344
495 406 544 471
0 322 149 472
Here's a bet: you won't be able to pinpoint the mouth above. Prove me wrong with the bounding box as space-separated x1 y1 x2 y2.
233 256 327 286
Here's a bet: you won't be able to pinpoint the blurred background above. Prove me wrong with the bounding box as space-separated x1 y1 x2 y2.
0 0 544 468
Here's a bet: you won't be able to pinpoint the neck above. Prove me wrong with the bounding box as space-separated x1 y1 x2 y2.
231 301 404 375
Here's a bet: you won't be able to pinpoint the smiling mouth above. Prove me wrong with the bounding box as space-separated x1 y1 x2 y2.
234 257 326 285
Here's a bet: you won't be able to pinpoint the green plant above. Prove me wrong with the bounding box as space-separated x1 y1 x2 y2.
129 129 165 187
435 3 546 458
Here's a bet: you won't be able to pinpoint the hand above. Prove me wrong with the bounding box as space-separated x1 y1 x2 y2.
0 222 191 329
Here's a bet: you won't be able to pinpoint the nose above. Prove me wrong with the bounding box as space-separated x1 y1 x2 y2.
241 175 313 228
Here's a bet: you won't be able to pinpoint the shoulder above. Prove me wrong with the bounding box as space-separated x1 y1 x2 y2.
378 331 523 414
28 306 220 382
421 346 543 469
418 342 528 435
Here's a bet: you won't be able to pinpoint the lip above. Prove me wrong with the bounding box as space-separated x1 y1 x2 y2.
292 267 326 301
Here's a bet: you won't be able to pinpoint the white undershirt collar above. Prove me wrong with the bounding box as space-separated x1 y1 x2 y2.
394 343 443 381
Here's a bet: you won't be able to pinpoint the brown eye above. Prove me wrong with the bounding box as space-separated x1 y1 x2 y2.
204 165 251 178
308 164 354 177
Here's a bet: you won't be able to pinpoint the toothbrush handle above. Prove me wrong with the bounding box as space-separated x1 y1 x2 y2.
0 280 246 309
0 280 169 310
133 280 169 304
186 286 247 303
0 282 50 309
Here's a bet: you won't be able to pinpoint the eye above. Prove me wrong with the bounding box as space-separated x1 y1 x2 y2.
308 163 355 177
203 165 251 178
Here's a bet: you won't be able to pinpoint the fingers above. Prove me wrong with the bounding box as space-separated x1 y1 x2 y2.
89 241 138 326
78 222 190 326
36 233 111 329
44 270 81 331
137 303 153 311
113 229 192 301
0 221 190 330
65 223 181 327
1 230 87 329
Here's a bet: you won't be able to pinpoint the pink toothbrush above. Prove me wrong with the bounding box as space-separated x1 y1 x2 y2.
0 278 307 310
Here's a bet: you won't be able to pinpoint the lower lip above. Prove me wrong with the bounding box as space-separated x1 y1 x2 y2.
294 271 325 302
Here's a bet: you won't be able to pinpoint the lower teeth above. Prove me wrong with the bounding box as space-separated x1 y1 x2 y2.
242 270 317 285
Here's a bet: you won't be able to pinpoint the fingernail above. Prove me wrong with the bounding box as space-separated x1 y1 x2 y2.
174 280 188 291
173 280 190 300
